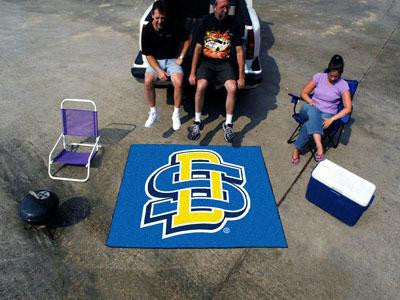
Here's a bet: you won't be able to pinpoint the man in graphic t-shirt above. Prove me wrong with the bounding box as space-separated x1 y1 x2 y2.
141 1 191 131
188 0 245 143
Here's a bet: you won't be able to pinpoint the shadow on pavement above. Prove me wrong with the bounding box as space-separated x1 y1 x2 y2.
339 118 354 146
233 21 280 147
55 197 91 227
98 123 136 145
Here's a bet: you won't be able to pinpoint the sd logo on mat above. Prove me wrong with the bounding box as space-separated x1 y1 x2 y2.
142 150 250 239
107 145 287 248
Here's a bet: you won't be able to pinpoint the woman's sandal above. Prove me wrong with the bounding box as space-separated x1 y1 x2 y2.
315 153 325 162
291 156 300 165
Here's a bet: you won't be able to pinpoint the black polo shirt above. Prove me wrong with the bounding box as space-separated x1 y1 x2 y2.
141 22 190 60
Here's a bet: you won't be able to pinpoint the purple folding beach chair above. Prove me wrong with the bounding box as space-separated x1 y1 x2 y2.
48 99 101 182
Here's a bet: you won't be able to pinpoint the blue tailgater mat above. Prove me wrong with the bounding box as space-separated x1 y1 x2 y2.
107 144 287 248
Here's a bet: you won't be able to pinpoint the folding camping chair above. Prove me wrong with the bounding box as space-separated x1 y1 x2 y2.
48 99 101 182
287 80 359 160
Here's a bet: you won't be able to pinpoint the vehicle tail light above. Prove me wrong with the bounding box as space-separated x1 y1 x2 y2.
246 28 255 59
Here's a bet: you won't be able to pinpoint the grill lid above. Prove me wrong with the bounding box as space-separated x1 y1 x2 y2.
19 190 59 224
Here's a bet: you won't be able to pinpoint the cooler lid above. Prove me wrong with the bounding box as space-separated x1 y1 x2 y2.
311 159 376 207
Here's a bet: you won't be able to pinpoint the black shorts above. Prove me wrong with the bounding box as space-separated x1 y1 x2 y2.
197 60 236 86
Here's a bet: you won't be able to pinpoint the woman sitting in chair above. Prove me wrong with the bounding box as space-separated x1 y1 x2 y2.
291 54 352 164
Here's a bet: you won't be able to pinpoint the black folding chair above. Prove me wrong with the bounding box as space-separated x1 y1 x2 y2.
287 80 359 160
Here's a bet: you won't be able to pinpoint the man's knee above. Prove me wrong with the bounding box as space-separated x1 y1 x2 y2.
196 79 208 93
225 80 237 94
171 74 183 89
144 74 156 90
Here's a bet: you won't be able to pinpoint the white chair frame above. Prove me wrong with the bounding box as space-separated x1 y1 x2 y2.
48 99 101 182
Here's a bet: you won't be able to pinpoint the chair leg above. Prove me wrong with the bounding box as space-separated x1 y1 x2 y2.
324 124 344 149
332 124 345 148
48 162 91 182
287 124 301 144
307 140 319 162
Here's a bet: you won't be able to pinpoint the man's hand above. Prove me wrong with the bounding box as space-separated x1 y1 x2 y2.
176 57 183 66
189 73 197 86
323 117 334 129
158 70 169 81
237 78 245 89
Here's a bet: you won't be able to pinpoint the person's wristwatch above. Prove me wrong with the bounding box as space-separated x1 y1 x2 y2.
179 54 184 60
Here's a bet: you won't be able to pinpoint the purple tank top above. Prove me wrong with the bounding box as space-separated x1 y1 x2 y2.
312 73 349 114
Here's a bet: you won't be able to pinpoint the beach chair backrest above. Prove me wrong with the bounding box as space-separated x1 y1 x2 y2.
61 109 98 137
60 99 98 138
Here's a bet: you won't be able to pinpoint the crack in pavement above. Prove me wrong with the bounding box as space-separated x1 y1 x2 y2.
359 20 399 83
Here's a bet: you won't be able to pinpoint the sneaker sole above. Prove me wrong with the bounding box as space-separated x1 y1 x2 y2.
188 132 200 140
222 125 234 143
223 135 234 143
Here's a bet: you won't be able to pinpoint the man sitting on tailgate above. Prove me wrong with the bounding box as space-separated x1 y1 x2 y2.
141 1 191 131
188 0 245 143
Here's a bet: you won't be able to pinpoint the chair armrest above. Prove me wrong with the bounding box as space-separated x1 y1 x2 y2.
288 93 301 103
288 93 302 115
86 136 100 167
49 133 64 162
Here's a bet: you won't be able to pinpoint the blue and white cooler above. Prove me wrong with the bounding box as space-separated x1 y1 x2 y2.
306 159 376 226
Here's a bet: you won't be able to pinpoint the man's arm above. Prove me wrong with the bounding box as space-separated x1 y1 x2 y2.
146 55 169 81
236 45 245 89
142 25 169 81
176 35 192 66
189 43 202 85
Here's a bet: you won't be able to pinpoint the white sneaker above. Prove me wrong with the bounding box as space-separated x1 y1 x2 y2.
172 113 181 131
145 109 160 128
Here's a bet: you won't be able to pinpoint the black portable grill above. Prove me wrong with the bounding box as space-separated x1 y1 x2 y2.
19 190 59 238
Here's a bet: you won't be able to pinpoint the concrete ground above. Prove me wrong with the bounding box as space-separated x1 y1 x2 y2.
1 0 399 298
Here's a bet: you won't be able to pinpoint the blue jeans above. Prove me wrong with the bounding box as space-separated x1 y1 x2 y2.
145 59 183 77
294 104 333 150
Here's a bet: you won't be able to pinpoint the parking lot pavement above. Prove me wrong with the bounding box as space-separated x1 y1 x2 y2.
1 0 399 298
